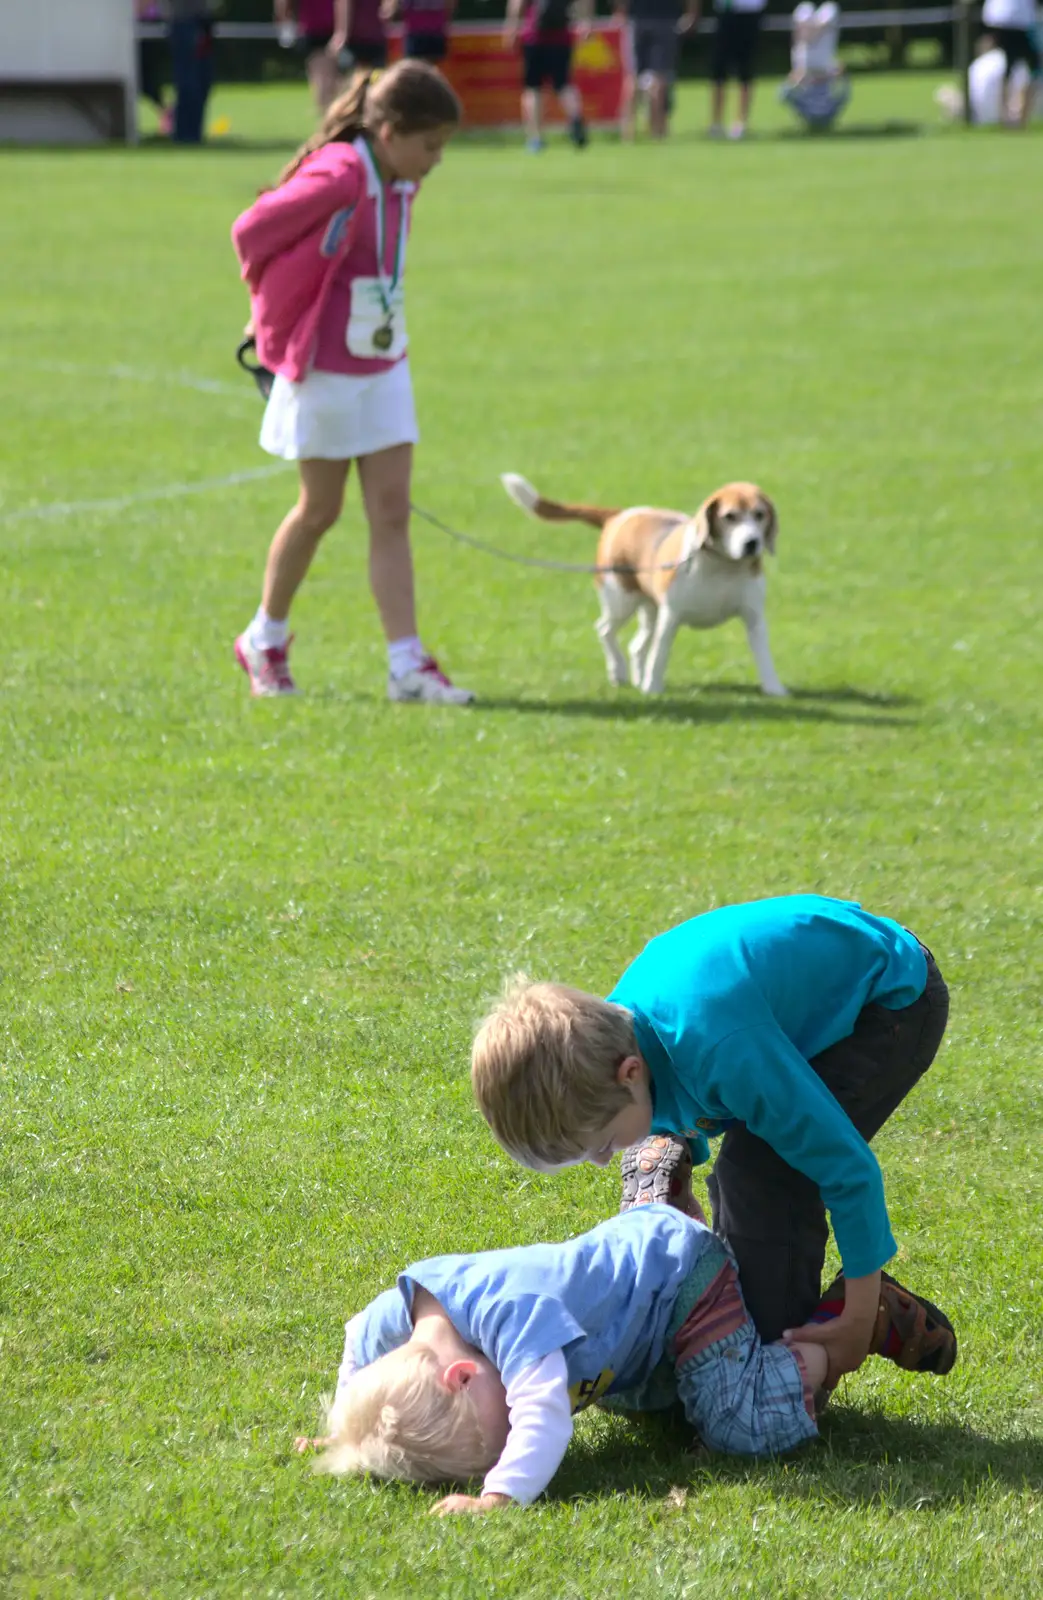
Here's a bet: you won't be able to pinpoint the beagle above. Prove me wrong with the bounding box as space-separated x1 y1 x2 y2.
500 474 787 697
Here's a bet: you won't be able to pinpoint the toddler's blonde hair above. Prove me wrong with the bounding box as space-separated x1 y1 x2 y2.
314 1344 495 1484
471 977 638 1168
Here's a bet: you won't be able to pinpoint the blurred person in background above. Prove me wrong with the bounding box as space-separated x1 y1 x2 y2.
935 29 1042 122
342 0 391 68
275 1 348 114
136 2 173 134
698 0 767 140
166 0 216 143
616 0 698 140
980 0 1041 125
504 0 594 151
779 2 850 130
382 0 457 63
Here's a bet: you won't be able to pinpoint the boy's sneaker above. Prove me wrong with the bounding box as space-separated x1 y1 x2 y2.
234 632 297 696
820 1271 958 1376
568 116 588 148
620 1135 706 1223
387 656 475 706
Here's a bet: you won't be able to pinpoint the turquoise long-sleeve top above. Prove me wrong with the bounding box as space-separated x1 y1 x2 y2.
607 895 928 1279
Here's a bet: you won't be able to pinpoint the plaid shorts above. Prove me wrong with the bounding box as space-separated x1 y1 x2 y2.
603 1236 819 1458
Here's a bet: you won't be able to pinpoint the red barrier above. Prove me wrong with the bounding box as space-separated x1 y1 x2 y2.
390 22 626 129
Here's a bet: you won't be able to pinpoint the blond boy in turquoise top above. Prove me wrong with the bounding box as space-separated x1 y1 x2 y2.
472 894 955 1387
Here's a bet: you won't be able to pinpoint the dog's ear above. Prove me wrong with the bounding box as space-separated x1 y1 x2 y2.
695 495 720 548
760 494 779 555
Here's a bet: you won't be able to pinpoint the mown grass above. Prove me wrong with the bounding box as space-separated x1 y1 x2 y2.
2 71 1042 1598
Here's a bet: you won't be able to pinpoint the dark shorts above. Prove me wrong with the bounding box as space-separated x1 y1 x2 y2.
404 29 448 60
990 25 1042 74
629 18 681 80
711 10 762 84
296 29 333 56
522 41 573 91
349 37 389 69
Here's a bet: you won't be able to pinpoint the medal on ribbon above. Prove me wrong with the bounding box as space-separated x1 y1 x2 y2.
360 141 407 358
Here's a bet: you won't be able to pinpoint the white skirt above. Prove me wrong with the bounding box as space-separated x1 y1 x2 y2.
259 360 419 462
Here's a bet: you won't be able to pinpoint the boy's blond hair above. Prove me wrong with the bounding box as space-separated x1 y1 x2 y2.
314 1344 495 1484
471 977 638 1168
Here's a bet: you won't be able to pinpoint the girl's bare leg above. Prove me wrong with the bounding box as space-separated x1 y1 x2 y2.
261 458 351 621
356 443 417 644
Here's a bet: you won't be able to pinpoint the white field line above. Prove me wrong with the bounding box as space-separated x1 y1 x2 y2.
31 360 258 401
1 465 289 525
3 362 287 525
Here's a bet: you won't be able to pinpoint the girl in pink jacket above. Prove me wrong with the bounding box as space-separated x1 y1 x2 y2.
232 61 474 705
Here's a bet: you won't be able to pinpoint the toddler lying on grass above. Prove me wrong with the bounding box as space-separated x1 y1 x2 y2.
296 1203 951 1513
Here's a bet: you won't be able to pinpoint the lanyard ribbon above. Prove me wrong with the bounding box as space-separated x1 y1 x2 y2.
358 139 408 322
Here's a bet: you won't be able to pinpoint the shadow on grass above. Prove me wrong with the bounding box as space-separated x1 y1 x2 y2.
10 136 299 156
418 121 928 150
772 120 926 142
476 682 918 728
549 1405 1043 1507
699 682 918 709
43 118 923 159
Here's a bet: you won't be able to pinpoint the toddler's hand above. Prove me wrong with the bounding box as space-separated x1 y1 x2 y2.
431 1492 512 1516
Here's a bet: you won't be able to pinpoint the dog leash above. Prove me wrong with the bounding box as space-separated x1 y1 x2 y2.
408 500 688 577
234 338 689 577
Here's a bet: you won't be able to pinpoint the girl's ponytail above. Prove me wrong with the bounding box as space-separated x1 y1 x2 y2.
275 61 461 186
277 69 377 185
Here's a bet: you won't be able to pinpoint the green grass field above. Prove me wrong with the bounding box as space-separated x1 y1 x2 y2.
3 71 1043 1598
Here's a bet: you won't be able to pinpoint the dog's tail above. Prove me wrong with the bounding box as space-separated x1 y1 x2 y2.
500 473 619 530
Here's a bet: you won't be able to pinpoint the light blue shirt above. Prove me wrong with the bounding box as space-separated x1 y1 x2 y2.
353 1206 718 1407
607 895 928 1278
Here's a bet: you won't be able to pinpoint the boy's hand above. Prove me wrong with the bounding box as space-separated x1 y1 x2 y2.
783 1269 881 1383
784 1315 871 1382
431 1492 513 1516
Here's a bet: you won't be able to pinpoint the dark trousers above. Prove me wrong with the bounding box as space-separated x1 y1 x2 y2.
706 949 950 1344
170 17 214 145
138 39 168 112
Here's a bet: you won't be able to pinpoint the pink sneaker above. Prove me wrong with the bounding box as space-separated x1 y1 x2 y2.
234 632 297 697
387 656 475 705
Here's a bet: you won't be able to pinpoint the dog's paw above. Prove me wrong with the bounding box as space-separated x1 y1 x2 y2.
761 682 789 698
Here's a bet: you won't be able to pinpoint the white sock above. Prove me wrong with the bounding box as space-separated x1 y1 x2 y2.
249 607 288 650
387 635 426 678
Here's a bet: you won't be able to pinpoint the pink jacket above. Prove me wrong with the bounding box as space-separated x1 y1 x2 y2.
231 141 415 383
